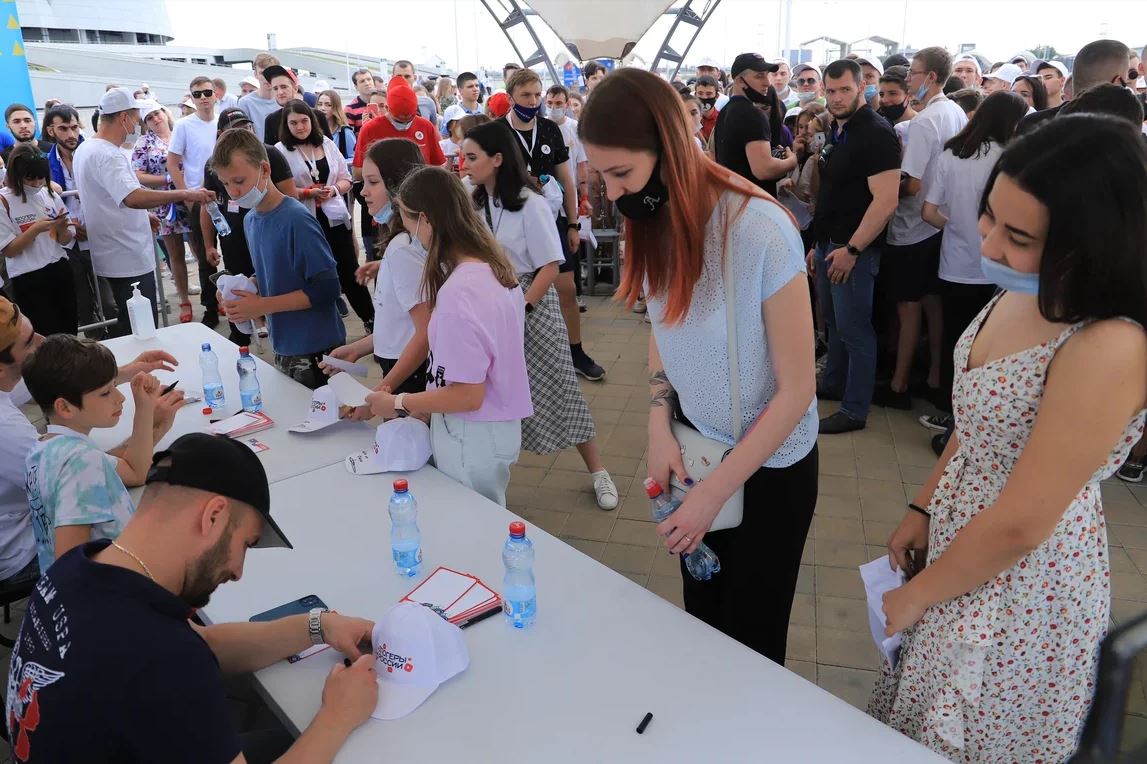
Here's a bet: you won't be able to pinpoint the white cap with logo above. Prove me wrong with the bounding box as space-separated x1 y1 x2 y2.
345 418 432 474
371 602 470 720
984 63 1023 86
99 87 146 115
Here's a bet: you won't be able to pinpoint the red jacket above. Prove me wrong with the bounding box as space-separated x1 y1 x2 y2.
353 115 446 168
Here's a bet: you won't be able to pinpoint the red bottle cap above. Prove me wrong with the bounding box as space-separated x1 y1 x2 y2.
202 407 213 415
239 346 249 354
643 478 663 498
509 521 526 537
393 479 409 492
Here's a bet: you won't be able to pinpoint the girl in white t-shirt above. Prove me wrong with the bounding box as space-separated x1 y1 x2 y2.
0 144 77 335
322 138 429 408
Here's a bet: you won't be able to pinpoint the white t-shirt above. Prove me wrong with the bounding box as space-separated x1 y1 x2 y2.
372 233 427 359
0 187 73 278
72 137 154 278
554 117 587 166
891 93 967 248
169 112 218 190
486 190 564 276
924 143 1002 284
0 385 39 580
887 119 935 247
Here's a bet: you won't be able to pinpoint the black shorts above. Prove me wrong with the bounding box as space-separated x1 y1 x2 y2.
882 231 942 302
555 215 578 274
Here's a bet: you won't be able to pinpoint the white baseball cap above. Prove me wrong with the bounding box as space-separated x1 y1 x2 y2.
697 56 721 69
182 98 196 109
984 63 1023 86
345 418 432 475
289 384 343 434
954 54 983 76
793 63 820 78
136 99 164 121
372 602 469 720
442 103 469 125
855 56 884 77
241 75 260 89
1032 60 1070 79
314 79 330 93
784 105 803 121
99 87 146 115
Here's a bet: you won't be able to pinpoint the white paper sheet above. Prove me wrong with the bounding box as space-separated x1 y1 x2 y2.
859 555 907 669
328 372 374 408
320 354 370 377
207 411 264 435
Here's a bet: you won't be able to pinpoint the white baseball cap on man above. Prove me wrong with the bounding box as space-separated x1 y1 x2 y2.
99 87 146 115
855 56 884 77
792 63 820 78
371 603 470 720
984 63 1023 87
1032 60 1070 79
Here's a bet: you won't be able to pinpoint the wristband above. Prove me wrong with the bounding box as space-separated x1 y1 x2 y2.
908 502 930 517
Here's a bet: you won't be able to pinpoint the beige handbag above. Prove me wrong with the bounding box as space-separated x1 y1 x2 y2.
668 198 744 532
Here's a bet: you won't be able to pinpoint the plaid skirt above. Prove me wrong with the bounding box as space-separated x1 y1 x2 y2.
520 273 596 454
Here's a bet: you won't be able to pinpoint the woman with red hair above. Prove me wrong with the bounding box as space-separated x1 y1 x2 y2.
579 68 819 663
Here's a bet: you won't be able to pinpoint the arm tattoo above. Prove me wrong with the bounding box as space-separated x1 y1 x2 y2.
649 369 677 408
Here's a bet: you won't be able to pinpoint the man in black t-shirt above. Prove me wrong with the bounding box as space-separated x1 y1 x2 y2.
201 109 299 345
809 59 901 435
6 434 378 764
713 53 796 197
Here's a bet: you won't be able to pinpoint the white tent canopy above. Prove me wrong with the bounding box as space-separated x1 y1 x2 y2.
527 0 675 61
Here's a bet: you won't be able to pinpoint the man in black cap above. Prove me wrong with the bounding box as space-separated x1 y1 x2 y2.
260 64 305 146
6 433 378 764
713 53 797 196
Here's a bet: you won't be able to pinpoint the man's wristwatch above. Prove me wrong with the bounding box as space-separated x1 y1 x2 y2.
567 221 581 231
307 607 328 646
393 392 409 418
846 243 861 257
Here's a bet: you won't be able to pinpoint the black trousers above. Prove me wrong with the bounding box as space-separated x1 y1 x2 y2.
375 355 429 395
10 258 78 336
317 209 374 325
937 280 997 412
680 444 819 664
189 202 220 314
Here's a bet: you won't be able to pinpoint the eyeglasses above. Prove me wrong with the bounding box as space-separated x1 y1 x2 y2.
191 89 214 99
796 77 818 86
908 69 926 79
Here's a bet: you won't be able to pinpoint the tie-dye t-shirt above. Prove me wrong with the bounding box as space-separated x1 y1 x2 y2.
25 427 134 572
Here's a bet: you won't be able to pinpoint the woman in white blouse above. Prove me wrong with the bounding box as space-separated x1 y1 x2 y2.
460 120 619 511
276 100 374 328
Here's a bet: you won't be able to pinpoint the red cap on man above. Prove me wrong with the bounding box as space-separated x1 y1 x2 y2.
487 92 511 119
386 76 418 122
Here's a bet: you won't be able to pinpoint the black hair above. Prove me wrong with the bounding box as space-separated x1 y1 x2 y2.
1060 83 1145 127
364 138 425 254
694 75 719 90
948 88 985 115
943 75 964 95
23 334 119 419
43 104 80 129
352 68 374 86
277 100 325 149
882 53 910 69
457 71 478 88
879 66 909 90
463 120 537 214
980 113 1147 328
583 61 606 79
761 85 784 146
1012 74 1049 111
546 84 570 99
4 143 53 203
3 103 32 123
944 91 1027 159
823 59 862 85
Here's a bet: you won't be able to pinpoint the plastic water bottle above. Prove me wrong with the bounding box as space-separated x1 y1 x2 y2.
205 201 232 237
389 479 422 577
502 521 536 628
125 281 156 339
199 343 225 409
236 347 262 412
644 478 721 581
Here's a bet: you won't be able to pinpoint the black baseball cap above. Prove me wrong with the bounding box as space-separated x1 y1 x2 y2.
261 64 297 85
145 433 292 549
731 53 779 78
217 109 252 131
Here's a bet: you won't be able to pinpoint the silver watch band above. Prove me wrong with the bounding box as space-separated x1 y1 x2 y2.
307 608 327 646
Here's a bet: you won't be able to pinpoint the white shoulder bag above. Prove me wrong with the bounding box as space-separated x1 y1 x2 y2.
668 198 744 532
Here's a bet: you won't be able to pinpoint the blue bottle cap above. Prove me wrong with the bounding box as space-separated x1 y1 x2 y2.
201 342 211 351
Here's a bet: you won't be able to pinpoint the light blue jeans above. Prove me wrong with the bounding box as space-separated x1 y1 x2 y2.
431 414 521 506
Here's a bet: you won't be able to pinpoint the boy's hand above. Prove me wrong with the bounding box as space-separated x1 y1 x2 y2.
130 372 162 411
223 289 264 324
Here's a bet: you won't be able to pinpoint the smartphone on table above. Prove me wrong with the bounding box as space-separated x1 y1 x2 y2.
250 594 330 663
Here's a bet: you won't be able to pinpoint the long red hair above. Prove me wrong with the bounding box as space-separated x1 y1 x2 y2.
579 68 794 324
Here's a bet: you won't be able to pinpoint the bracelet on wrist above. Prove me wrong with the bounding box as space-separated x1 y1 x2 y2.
908 502 930 517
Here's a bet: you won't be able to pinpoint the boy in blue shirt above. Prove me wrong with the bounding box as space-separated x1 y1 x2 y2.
212 129 346 389
22 335 164 570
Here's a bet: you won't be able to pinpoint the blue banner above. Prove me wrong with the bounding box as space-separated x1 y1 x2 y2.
1 0 37 132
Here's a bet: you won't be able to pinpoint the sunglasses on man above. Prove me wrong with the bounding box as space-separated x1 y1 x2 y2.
191 89 215 99
796 77 819 87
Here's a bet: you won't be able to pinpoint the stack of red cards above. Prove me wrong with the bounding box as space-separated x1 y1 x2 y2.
207 410 274 439
401 566 502 625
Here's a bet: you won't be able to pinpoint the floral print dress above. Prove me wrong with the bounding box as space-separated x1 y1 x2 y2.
868 294 1146 763
130 131 189 236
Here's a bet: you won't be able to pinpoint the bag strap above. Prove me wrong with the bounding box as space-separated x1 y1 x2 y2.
722 195 743 441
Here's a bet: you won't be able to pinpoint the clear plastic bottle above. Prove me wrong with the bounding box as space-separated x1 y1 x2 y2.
644 478 721 581
125 281 156 339
502 521 536 628
199 343 225 409
205 201 232 237
236 347 262 412
388 479 422 577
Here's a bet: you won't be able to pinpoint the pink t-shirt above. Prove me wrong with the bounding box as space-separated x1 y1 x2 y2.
427 261 533 422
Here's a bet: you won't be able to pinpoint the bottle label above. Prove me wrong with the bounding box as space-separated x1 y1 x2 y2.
241 390 262 412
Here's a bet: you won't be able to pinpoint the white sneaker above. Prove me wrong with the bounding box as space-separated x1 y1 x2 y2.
591 470 619 510
188 285 201 296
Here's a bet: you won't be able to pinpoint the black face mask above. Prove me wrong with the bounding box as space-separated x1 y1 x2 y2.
615 160 668 220
699 96 717 111
879 102 907 122
739 76 770 105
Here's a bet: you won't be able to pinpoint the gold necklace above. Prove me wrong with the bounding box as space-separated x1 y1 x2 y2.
111 541 155 582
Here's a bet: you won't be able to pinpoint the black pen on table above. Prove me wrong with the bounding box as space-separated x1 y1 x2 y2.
161 380 179 395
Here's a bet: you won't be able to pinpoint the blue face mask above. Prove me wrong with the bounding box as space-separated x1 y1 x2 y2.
373 202 393 226
915 81 930 102
864 84 878 100
980 256 1040 295
512 103 541 122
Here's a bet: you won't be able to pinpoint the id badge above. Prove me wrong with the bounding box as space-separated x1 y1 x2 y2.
227 200 240 214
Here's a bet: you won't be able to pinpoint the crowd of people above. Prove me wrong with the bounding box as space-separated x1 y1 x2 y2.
0 36 1145 763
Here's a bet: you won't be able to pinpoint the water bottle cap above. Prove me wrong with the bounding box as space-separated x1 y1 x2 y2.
201 407 213 415
201 342 212 351
509 521 526 538
239 346 250 355
393 478 409 492
643 478 663 498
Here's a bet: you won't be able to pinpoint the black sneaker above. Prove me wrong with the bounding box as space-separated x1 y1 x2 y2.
1118 462 1146 483
918 413 952 433
931 431 949 457
815 336 829 359
819 411 866 434
872 385 912 410
816 383 843 402
201 310 219 329
572 351 605 381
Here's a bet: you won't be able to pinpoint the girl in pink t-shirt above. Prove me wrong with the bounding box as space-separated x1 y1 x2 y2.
366 166 531 506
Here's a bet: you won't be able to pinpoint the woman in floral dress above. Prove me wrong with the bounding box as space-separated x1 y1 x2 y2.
870 114 1147 762
131 103 194 322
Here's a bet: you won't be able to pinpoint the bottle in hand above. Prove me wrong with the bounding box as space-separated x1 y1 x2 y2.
644 478 721 581
206 201 232 237
502 521 536 628
237 347 262 412
199 343 225 409
389 479 422 577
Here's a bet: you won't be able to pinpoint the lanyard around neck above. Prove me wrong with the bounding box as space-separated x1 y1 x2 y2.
508 115 537 170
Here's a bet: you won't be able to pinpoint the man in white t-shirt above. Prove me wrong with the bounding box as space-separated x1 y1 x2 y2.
168 75 220 326
73 88 215 337
874 47 967 411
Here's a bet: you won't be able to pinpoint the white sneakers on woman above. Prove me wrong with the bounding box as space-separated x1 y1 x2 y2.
592 470 619 510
